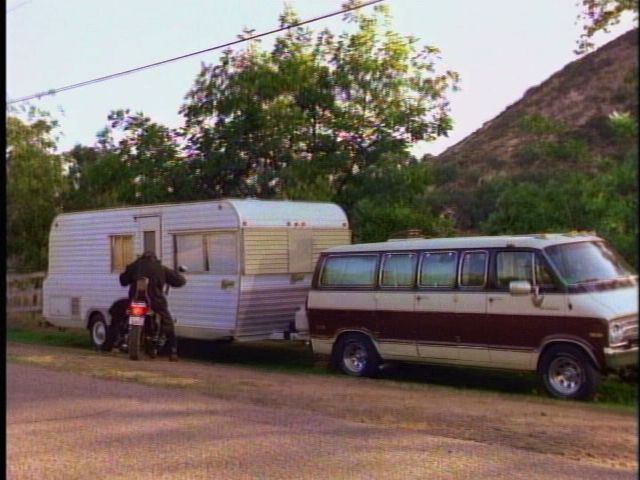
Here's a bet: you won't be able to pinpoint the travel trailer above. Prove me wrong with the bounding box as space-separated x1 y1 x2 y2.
42 199 350 349
302 233 638 400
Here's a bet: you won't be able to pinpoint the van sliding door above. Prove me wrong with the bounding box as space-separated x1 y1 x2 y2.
415 251 460 361
376 253 419 359
455 250 490 363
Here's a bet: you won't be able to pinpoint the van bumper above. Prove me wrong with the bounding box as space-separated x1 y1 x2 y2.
604 345 638 370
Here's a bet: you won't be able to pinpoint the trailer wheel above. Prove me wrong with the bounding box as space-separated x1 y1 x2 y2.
335 334 380 378
128 325 143 361
89 313 113 352
540 345 600 400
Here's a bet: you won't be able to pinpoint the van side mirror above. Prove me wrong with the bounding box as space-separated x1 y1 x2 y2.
178 265 188 273
509 280 532 296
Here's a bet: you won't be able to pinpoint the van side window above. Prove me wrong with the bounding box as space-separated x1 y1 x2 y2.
419 251 458 287
460 251 487 288
380 253 417 287
496 251 533 288
320 255 378 287
534 254 556 288
111 235 134 272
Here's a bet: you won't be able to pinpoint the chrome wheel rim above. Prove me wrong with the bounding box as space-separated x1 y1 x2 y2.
548 356 583 396
92 321 106 346
343 342 367 374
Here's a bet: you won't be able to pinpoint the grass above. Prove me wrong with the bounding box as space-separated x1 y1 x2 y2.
7 313 638 408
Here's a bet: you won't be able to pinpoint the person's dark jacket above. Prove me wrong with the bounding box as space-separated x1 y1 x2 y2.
119 254 186 309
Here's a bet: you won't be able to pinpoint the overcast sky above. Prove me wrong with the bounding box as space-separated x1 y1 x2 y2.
6 0 637 157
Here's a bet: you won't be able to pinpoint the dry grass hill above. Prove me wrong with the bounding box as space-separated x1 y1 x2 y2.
432 28 638 190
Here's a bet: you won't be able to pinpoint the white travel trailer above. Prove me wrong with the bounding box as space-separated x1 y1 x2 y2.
42 199 350 349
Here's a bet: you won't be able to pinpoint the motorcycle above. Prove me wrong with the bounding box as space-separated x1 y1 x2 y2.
125 266 187 361
126 277 164 360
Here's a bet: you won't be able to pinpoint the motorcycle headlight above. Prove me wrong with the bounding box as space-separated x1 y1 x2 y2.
609 322 624 345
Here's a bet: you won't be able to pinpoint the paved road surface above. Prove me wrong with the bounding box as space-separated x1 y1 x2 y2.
7 363 636 480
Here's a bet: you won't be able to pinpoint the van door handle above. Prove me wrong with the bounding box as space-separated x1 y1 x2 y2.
488 296 503 303
221 279 235 289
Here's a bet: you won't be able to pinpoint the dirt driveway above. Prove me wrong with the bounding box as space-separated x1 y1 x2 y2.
7 341 638 476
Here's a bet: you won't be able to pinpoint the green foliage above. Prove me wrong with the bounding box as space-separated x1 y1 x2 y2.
608 110 638 142
575 0 639 54
345 156 453 242
180 2 458 200
7 114 66 271
518 114 567 136
481 151 638 265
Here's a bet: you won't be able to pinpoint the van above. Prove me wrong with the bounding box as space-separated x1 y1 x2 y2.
304 233 638 400
42 199 350 348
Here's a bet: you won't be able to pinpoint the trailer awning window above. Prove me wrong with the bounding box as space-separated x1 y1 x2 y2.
111 235 134 272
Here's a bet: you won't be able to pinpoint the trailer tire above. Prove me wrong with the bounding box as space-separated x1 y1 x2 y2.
89 313 113 352
129 325 143 361
335 333 380 378
540 344 600 401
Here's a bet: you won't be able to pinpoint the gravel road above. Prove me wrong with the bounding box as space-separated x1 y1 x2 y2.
6 342 638 479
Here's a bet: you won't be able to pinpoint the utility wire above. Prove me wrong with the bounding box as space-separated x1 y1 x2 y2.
7 0 384 105
7 0 33 13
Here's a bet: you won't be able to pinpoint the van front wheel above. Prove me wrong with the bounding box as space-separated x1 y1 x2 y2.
540 345 599 400
335 334 380 378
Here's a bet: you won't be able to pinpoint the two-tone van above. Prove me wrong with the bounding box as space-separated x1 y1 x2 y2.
304 233 638 400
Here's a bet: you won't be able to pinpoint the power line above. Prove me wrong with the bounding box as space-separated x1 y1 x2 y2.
7 0 33 13
7 0 384 105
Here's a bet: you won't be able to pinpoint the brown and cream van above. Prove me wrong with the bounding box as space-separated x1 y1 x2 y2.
305 233 638 400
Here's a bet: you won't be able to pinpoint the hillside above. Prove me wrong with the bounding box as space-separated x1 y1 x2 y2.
432 28 638 190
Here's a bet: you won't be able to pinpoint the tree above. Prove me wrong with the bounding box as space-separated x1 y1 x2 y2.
180 1 459 202
7 114 66 271
575 0 639 54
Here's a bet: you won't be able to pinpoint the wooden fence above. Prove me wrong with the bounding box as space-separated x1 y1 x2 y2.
6 272 45 314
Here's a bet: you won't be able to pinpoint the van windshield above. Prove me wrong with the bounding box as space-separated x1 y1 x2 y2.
545 241 636 286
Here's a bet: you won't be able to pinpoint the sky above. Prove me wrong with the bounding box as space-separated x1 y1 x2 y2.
6 0 637 157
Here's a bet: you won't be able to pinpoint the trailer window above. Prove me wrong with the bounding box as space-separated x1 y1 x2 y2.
320 255 378 287
381 253 417 287
176 234 205 272
420 251 458 288
205 232 238 274
111 235 134 272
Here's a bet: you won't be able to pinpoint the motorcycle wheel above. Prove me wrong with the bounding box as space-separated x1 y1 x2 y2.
128 324 143 361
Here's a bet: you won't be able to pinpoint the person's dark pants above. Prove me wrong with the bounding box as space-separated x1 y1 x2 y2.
153 305 177 352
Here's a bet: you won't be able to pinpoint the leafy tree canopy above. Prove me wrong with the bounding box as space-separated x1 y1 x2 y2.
575 0 639 54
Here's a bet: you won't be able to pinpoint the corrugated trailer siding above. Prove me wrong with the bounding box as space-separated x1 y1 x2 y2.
44 201 240 330
168 275 238 330
243 228 351 275
235 275 311 337
312 229 352 263
243 229 290 275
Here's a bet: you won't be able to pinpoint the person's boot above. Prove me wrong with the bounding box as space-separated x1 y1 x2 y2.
169 348 178 362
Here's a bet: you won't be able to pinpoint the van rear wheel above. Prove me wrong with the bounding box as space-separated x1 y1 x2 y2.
89 313 113 351
540 345 600 400
335 334 380 377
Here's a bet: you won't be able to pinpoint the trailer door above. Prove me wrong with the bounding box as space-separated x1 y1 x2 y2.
135 215 162 260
